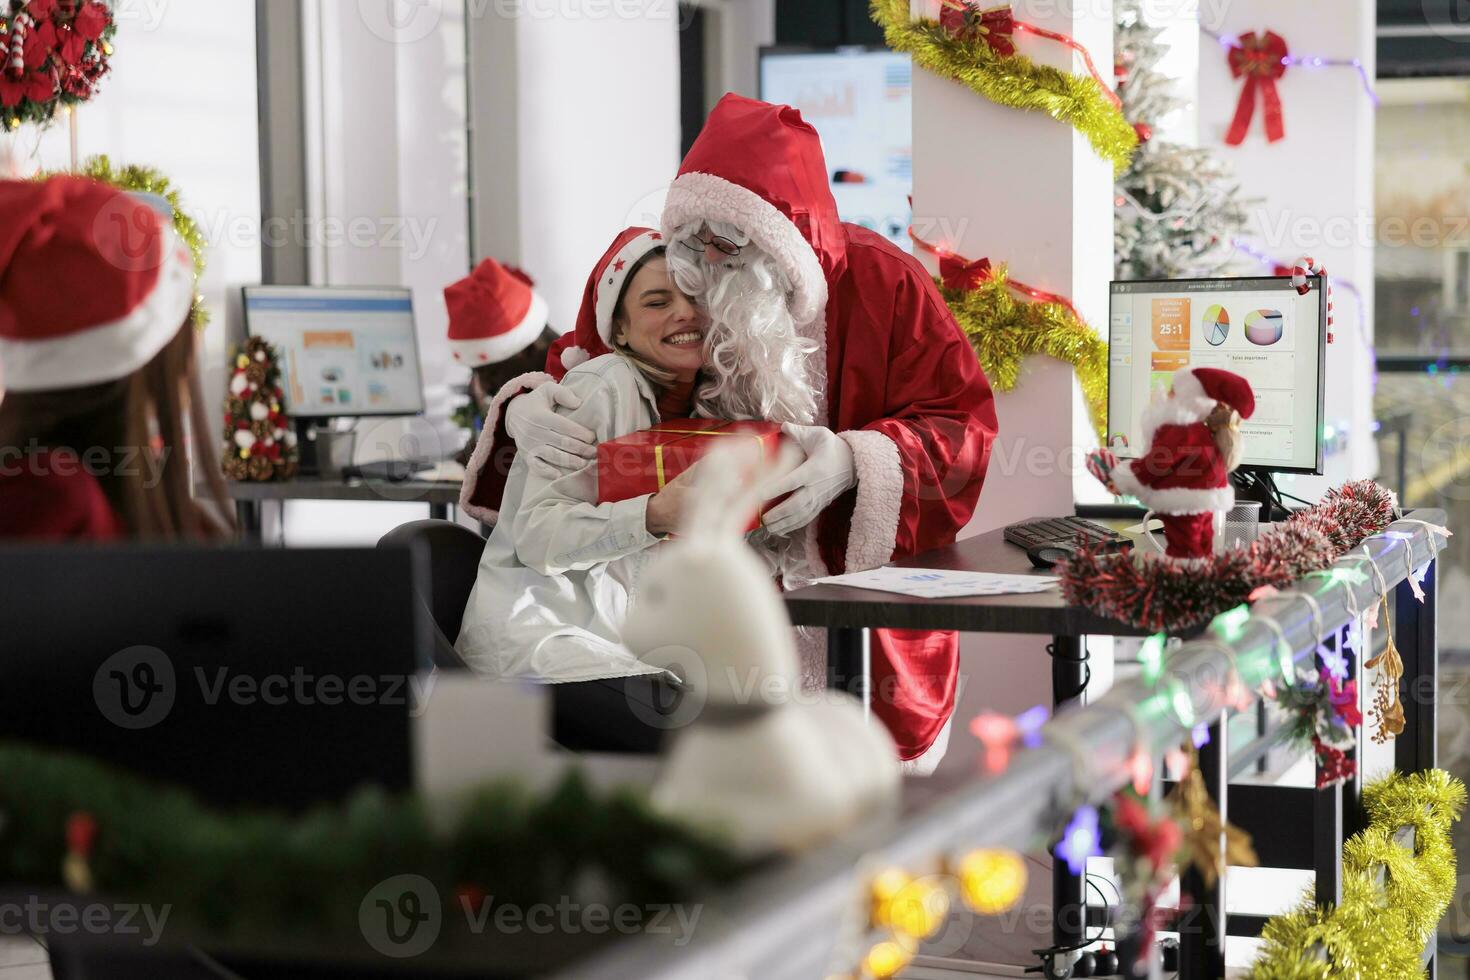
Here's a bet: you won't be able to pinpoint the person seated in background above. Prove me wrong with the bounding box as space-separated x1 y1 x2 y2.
0 176 232 541
444 258 565 466
455 228 711 753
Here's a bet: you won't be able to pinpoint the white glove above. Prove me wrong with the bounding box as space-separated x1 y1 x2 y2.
504 382 597 479
759 423 857 538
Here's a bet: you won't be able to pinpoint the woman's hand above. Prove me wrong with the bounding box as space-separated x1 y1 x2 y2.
645 462 708 537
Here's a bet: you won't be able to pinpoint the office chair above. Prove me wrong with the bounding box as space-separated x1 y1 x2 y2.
378 519 487 671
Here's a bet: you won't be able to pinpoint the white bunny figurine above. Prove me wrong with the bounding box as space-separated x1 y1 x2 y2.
623 443 900 855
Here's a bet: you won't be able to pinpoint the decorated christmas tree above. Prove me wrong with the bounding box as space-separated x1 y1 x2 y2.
221 337 298 482
1113 0 1252 280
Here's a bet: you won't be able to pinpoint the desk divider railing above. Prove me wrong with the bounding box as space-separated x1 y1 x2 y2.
554 511 1447 980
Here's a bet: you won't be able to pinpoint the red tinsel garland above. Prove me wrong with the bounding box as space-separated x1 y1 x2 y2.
1059 480 1397 634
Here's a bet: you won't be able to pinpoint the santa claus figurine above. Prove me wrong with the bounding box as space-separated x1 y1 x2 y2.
1089 367 1255 559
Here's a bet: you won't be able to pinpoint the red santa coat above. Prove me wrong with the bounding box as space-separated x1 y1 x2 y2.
461 95 998 764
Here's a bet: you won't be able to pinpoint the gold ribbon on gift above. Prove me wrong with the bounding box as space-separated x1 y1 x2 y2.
647 427 769 490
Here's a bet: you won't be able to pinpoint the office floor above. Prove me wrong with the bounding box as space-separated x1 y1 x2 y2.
0 937 48 980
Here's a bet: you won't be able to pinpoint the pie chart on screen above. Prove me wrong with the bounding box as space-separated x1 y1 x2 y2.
1246 309 1285 346
1202 305 1230 346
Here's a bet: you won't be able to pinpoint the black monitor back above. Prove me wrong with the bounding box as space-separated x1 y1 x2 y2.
0 544 431 812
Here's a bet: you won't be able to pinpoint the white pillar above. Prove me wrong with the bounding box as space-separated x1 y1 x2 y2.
1197 0 1378 493
469 2 683 331
910 0 1116 789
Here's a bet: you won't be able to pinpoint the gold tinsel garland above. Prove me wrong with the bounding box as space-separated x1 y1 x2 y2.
1245 769 1466 978
871 0 1138 175
40 155 209 328
937 268 1108 441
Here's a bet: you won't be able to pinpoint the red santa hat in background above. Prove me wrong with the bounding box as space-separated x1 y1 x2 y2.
444 258 551 366
0 176 195 393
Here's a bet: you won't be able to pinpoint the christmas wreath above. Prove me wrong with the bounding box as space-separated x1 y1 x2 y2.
1058 480 1397 634
0 0 116 131
0 744 746 949
1245 769 1464 978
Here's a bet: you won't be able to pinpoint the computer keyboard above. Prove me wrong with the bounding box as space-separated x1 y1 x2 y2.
1003 516 1129 553
343 458 445 482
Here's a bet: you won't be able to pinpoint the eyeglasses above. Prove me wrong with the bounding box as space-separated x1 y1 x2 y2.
678 231 743 258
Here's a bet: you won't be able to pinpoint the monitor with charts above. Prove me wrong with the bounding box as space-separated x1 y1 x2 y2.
1106 275 1327 475
759 46 913 252
243 286 426 419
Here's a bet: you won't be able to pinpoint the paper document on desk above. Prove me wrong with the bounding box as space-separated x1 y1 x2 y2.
813 568 1059 599
412 460 467 483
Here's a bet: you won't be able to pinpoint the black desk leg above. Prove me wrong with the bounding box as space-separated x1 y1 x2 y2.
430 503 449 521
1396 560 1438 977
1178 718 1227 980
1395 560 1437 777
235 500 262 543
1051 636 1088 956
826 627 868 711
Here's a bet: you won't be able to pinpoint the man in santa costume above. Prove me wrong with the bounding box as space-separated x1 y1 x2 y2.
1091 366 1255 559
461 95 998 772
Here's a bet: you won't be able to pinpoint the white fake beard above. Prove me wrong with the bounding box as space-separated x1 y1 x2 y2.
666 221 821 426
667 221 826 585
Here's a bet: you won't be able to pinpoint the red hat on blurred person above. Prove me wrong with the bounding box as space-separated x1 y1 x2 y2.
445 258 550 366
0 176 195 393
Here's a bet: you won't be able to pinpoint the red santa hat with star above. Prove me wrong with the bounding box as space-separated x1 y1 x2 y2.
0 175 196 393
444 258 552 367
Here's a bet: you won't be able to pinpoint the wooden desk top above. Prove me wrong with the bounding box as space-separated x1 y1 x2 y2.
783 525 1151 637
223 475 462 506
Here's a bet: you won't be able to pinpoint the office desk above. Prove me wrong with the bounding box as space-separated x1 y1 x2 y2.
225 476 462 540
783 525 1155 961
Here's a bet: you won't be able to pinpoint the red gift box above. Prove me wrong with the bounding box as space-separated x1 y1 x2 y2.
597 419 787 532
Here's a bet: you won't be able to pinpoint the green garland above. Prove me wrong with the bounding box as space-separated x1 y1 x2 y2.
0 744 745 948
40 155 209 328
872 0 1138 175
937 267 1108 440
1246 769 1466 978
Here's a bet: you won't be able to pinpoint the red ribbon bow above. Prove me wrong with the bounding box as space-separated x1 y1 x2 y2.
1225 30 1288 145
940 252 994 291
939 1 1016 58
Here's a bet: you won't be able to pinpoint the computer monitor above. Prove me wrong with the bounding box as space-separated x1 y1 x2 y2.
759 46 913 252
1106 275 1328 475
242 285 426 419
0 544 432 812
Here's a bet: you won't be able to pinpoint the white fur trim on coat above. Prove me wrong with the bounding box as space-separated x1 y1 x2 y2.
838 429 906 572
450 291 548 366
661 171 829 330
1110 461 1234 515
900 716 952 777
459 371 554 524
